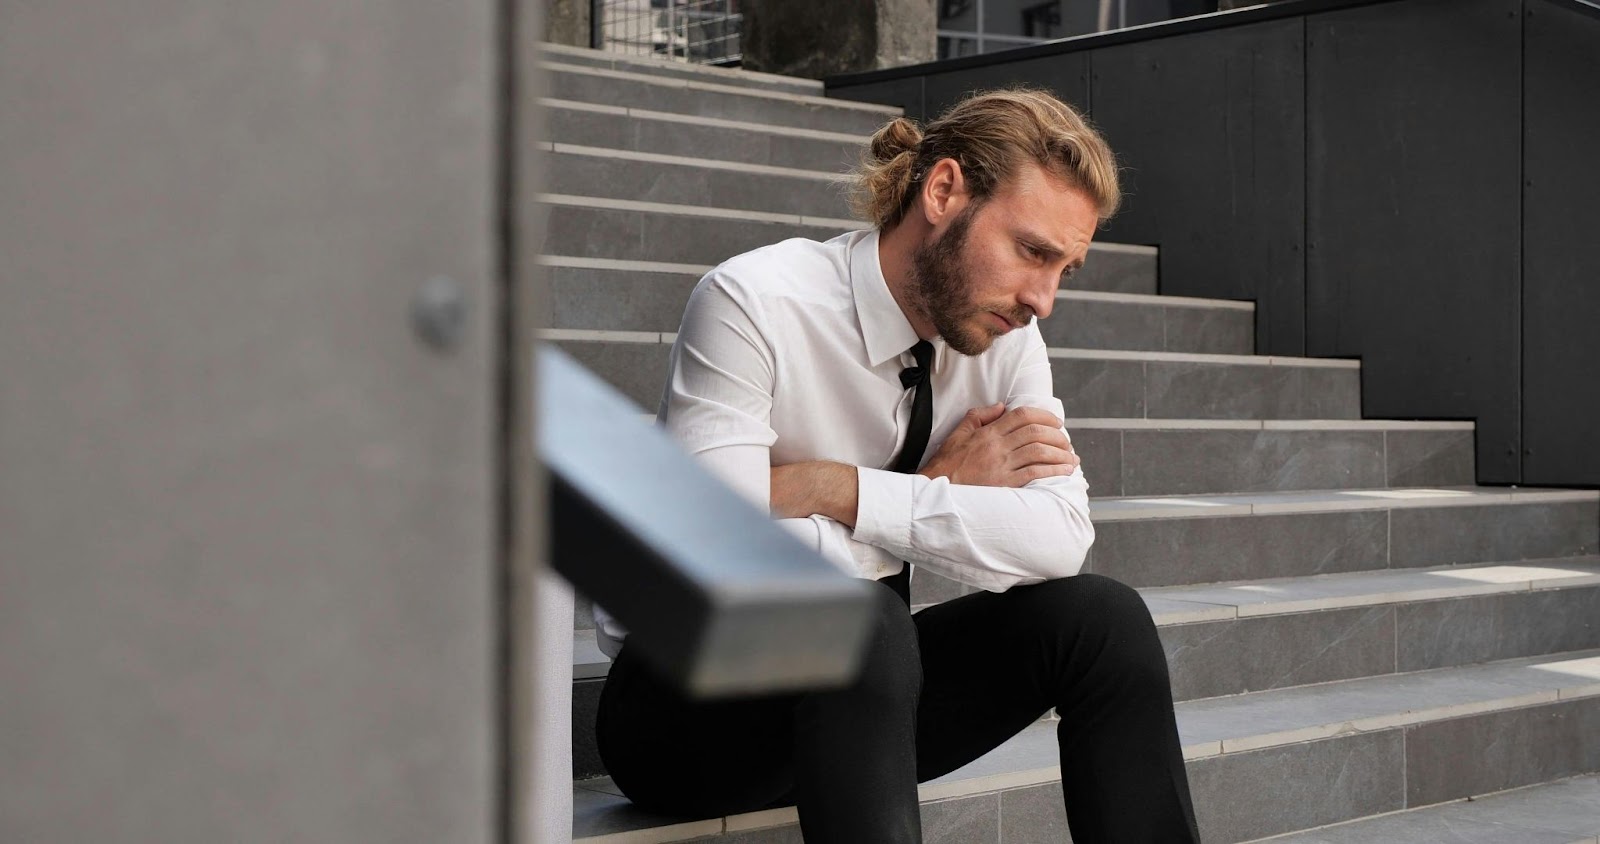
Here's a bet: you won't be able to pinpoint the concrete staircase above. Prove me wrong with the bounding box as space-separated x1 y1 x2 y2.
536 42 1600 844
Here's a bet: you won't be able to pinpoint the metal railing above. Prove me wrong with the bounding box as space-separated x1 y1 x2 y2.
594 0 743 66
537 346 874 697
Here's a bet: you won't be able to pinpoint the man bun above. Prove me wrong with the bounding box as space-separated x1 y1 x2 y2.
850 117 924 229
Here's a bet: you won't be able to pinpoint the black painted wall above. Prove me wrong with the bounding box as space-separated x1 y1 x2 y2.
1523 0 1600 484
1305 0 1524 480
1091 18 1306 355
829 0 1600 486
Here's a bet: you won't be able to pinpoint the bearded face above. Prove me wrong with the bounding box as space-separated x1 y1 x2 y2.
908 202 1034 356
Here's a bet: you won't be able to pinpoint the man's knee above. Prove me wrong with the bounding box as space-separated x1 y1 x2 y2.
852 579 922 703
1025 574 1169 682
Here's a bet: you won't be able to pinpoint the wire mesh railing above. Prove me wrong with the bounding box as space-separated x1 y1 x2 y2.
594 0 743 66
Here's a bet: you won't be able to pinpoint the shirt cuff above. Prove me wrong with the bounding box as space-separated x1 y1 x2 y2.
852 466 917 552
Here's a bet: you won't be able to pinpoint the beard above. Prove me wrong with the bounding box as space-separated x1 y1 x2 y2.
908 204 1032 356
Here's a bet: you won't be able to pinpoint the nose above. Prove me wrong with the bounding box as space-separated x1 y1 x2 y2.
1018 271 1057 321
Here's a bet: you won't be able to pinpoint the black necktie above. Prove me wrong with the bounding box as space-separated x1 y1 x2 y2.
881 340 934 606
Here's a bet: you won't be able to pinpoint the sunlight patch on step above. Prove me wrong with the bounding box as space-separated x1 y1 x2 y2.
1426 565 1600 584
1114 497 1235 508
1343 488 1480 500
1527 656 1600 683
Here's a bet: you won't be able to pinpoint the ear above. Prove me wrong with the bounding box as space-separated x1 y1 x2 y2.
918 157 969 226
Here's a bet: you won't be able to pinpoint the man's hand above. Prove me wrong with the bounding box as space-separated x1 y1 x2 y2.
918 403 1080 488
770 461 859 526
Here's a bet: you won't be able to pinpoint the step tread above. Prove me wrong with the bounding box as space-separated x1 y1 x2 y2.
542 60 902 115
1092 485 1600 521
1146 554 1600 621
572 650 1600 841
537 43 826 94
542 96 872 144
544 141 852 181
538 327 1343 368
1254 774 1600 843
575 557 1600 679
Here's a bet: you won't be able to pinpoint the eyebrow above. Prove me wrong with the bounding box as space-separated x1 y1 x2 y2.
1017 228 1087 269
1017 229 1066 256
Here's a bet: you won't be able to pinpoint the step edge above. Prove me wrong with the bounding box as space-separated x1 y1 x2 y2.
547 142 852 181
1063 289 1248 310
542 96 872 143
542 60 902 115
536 43 826 93
572 656 1600 842
573 558 1600 678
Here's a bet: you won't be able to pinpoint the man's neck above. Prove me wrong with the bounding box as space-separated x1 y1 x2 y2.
876 219 937 342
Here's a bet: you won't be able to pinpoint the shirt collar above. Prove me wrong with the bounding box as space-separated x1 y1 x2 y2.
851 228 928 368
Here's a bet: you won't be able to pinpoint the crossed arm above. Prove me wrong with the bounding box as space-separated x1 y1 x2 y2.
666 272 1096 590
769 403 1082 527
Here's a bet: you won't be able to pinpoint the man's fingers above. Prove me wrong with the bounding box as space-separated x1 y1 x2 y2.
990 406 1065 436
1002 423 1070 451
1010 443 1080 469
964 402 1007 428
1018 461 1081 484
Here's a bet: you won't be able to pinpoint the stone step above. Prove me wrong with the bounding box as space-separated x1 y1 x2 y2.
541 98 867 172
533 194 1159 294
537 43 825 97
1087 486 1599 588
541 143 854 219
544 61 900 135
1255 773 1600 843
542 256 1237 351
572 649 1600 842
541 331 1360 420
580 556 1600 689
1063 418 1475 497
573 555 1600 779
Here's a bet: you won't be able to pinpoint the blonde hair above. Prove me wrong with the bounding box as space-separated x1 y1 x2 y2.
851 88 1120 229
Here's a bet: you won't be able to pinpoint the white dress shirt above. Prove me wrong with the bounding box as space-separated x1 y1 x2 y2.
594 229 1094 656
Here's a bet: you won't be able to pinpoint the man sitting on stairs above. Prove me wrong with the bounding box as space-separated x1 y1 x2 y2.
594 89 1201 843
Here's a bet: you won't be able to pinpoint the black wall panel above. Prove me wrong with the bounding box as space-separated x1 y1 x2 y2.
1089 19 1307 354
827 75 928 122
1523 0 1600 485
1306 0 1524 482
922 53 1092 121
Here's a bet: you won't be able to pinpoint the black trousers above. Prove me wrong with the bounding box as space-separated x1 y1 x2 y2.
596 574 1201 843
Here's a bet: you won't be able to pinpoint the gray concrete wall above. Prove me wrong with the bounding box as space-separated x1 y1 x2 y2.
0 1 501 841
546 0 592 46
745 0 935 78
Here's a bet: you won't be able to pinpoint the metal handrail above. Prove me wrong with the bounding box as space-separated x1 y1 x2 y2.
537 345 875 698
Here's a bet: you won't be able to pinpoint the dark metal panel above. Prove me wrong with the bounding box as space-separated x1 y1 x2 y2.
1306 0 1524 482
824 0 1399 89
1523 0 1600 485
537 347 875 698
922 53 1091 121
827 75 928 122
1089 18 1307 354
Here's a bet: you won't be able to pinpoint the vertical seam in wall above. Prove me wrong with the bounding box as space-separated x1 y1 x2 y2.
1118 430 1126 497
1389 605 1399 675
1141 361 1149 419
1385 509 1392 570
1382 430 1390 487
1400 727 1409 808
1517 0 1528 484
1301 14 1310 359
494 0 518 838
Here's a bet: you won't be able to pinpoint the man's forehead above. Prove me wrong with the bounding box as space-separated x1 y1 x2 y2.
988 164 1099 253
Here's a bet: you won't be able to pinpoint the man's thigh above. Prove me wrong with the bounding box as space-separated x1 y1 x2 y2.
911 581 1073 783
597 645 798 818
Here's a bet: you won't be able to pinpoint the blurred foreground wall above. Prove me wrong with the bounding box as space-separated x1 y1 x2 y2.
0 1 503 840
